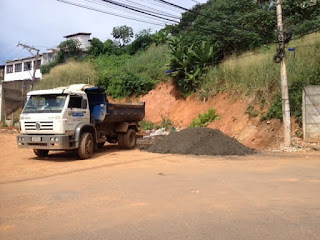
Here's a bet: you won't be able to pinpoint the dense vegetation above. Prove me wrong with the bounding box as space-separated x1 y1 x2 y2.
38 0 320 120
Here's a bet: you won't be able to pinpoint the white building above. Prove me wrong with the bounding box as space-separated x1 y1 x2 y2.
4 56 42 82
64 32 92 50
3 33 92 82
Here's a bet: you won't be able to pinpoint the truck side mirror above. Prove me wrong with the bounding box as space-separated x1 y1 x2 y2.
81 99 88 109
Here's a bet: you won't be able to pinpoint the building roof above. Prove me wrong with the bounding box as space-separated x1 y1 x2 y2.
64 32 92 38
6 55 43 64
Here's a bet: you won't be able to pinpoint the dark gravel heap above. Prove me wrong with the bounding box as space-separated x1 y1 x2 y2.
142 128 255 156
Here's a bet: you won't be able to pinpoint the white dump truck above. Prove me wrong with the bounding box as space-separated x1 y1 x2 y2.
17 84 145 159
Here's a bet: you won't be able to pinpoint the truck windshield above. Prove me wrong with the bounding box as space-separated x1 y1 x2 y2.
23 95 67 113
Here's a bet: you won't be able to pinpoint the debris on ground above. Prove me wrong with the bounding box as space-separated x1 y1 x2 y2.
147 128 170 137
141 127 256 156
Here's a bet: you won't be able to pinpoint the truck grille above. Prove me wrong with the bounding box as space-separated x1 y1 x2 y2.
24 121 54 131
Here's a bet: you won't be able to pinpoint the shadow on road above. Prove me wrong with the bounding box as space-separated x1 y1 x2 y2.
30 144 129 162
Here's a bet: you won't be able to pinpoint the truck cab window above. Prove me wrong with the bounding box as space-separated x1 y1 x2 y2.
68 96 82 108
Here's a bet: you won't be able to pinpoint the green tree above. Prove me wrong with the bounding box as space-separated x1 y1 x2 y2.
104 39 119 55
58 39 82 57
127 29 153 55
112 25 134 46
89 38 105 56
282 0 320 37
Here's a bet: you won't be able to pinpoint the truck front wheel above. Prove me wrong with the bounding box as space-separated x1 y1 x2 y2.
34 149 49 157
122 129 137 149
78 132 94 159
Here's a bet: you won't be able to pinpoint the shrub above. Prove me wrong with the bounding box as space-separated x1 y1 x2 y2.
159 116 174 130
246 105 259 118
107 72 155 99
139 120 157 131
167 36 213 95
190 108 219 128
36 61 97 90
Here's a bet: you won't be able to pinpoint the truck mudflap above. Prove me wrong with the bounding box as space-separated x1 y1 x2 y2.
17 135 76 150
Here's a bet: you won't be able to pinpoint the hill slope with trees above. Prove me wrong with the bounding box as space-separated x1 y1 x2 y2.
37 0 320 122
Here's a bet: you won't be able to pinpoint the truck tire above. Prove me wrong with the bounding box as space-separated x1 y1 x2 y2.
78 132 94 159
122 129 137 149
118 134 124 148
34 149 49 157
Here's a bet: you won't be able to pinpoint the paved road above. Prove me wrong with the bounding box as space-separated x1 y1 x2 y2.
1 133 320 240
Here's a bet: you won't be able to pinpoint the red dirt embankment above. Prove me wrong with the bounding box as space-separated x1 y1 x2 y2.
139 82 297 150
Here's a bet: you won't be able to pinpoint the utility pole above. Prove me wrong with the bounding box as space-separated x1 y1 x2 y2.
17 43 40 91
276 0 291 147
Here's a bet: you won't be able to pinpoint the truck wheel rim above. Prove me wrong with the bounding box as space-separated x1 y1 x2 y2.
86 139 93 154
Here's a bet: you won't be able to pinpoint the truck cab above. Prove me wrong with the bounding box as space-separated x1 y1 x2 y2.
17 84 145 159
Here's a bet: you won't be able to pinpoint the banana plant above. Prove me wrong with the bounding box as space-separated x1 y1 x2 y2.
152 29 170 45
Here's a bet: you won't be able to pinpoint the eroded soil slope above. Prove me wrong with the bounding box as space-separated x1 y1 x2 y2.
139 82 298 150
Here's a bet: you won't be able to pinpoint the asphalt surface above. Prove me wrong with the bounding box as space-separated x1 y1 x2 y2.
1 134 320 239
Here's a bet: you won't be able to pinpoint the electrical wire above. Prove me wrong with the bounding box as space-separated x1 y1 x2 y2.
56 0 167 26
92 0 181 20
99 0 180 23
85 0 174 24
119 0 181 19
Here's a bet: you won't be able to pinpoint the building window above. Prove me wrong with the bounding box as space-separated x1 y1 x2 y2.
24 61 32 71
6 65 13 74
34 60 41 69
15 63 22 72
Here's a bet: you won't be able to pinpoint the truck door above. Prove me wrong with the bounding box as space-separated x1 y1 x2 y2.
68 95 90 129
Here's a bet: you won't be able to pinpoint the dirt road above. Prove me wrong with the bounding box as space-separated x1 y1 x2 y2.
1 131 320 240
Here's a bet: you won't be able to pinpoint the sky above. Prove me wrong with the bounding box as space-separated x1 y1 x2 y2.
0 0 206 65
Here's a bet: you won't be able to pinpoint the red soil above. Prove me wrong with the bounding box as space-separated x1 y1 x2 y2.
138 81 298 150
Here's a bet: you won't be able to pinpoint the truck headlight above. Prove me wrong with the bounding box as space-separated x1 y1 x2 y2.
50 137 55 141
55 137 59 142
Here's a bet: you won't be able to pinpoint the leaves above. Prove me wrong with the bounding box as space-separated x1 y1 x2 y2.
112 25 134 46
167 35 214 94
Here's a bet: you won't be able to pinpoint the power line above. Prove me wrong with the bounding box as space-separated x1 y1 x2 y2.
92 0 181 20
57 0 167 26
85 0 174 24
99 0 180 23
119 0 181 19
98 0 228 35
141 0 184 13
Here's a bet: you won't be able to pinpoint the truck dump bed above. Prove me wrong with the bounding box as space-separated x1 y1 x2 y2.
103 102 145 123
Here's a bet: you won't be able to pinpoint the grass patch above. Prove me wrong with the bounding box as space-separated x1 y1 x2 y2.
189 108 219 128
35 61 97 90
246 105 259 118
199 33 320 120
93 44 168 99
139 120 157 131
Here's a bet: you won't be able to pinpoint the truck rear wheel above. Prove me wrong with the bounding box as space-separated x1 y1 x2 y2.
122 129 137 149
97 142 105 149
78 132 94 159
118 134 124 148
34 149 49 157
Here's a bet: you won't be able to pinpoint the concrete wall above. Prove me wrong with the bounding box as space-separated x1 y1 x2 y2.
66 35 91 50
303 85 320 142
42 51 58 65
0 66 4 80
0 79 39 121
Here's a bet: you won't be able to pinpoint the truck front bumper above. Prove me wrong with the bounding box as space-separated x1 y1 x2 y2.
17 135 76 150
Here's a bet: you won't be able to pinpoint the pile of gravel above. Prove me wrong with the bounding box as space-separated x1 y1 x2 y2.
141 128 255 156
